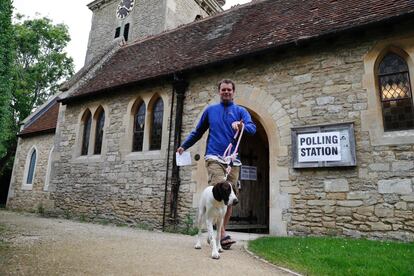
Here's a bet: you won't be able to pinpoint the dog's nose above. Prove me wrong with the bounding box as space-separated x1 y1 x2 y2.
232 199 239 206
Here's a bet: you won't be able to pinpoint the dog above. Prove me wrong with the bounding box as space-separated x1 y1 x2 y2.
194 181 238 259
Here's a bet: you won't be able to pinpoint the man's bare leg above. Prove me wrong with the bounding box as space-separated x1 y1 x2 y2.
221 206 233 244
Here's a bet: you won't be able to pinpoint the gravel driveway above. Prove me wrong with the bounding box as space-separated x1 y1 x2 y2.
0 210 290 275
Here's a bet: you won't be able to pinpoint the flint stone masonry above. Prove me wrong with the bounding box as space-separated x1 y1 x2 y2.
401 196 414 202
368 222 392 231
7 134 54 211
392 161 414 172
337 200 363 207
324 179 349 192
378 179 413 194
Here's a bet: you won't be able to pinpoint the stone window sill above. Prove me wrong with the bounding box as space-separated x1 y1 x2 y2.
124 150 165 161
369 128 414 146
72 155 104 163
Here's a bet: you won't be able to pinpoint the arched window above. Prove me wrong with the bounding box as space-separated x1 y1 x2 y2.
133 102 146 151
150 98 164 150
26 149 37 184
378 52 414 131
94 109 105 154
81 110 92 155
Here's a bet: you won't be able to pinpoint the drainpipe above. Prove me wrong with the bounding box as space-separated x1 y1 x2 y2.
169 73 188 223
162 77 176 231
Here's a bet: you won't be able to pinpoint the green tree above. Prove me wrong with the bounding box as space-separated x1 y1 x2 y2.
0 0 14 165
13 15 74 122
0 13 74 182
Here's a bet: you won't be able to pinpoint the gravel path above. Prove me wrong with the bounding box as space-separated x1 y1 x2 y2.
0 210 290 275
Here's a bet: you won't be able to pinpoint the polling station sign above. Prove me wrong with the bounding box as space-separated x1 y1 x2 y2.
291 123 356 168
297 132 341 162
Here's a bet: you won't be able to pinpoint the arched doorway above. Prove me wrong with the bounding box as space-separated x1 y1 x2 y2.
229 113 269 233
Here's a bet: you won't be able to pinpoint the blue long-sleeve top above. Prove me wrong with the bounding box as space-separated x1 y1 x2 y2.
181 102 256 157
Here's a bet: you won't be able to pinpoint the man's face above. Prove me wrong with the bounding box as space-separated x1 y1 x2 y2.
219 83 234 103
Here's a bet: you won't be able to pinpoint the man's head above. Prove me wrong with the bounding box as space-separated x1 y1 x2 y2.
218 79 235 104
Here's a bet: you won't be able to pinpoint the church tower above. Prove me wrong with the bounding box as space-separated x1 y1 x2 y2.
84 0 225 64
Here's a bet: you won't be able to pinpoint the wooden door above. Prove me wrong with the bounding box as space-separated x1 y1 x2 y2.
229 117 269 233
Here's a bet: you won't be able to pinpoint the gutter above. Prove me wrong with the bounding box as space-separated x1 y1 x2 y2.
17 128 56 138
169 74 188 223
162 77 176 230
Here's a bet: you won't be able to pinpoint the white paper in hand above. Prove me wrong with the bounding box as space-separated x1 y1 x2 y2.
176 151 192 166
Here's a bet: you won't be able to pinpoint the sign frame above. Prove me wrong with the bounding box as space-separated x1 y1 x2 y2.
291 122 357 168
240 165 257 181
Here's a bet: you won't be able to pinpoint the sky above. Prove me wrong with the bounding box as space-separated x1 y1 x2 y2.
13 0 251 71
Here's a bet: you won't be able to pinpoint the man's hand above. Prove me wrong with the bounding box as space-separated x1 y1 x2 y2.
176 147 184 155
231 120 244 131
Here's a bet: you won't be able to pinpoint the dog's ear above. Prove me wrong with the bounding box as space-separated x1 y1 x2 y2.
212 183 222 202
220 182 231 205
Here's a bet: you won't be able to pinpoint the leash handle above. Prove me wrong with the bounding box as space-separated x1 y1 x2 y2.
222 121 245 165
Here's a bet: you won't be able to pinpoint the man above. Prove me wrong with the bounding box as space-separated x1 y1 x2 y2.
177 79 256 248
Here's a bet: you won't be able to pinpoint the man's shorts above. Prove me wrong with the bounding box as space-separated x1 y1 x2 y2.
205 159 240 194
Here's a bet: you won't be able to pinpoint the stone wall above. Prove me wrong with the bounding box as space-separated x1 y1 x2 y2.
85 0 214 64
165 0 208 30
85 0 124 64
7 134 54 211
179 28 414 241
50 84 176 228
14 22 414 241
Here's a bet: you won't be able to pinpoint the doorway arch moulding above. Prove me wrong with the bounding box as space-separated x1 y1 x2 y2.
190 84 291 236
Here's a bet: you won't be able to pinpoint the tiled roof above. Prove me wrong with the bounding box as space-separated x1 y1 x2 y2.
65 0 414 102
18 99 59 137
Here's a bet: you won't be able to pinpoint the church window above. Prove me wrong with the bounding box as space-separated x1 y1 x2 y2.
114 27 121 38
150 98 163 150
123 23 130 41
94 108 105 154
26 149 37 185
378 52 414 131
81 110 92 155
133 102 146 151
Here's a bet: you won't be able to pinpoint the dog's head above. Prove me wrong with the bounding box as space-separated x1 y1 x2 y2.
212 181 238 206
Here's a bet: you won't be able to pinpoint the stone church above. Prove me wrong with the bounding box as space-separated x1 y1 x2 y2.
7 0 414 241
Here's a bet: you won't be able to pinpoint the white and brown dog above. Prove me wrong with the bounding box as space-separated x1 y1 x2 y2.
194 181 238 259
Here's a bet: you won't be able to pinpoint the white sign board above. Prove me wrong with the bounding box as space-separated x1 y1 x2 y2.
297 132 341 162
240 166 257 181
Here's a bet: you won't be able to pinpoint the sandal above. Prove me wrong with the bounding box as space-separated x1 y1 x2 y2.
220 235 236 249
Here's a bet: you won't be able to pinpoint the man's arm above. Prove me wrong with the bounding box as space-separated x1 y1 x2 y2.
240 108 256 135
177 109 209 154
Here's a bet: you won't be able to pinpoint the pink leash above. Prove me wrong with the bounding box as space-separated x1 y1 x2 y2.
222 122 245 180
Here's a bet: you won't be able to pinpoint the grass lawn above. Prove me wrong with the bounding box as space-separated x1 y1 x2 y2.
248 236 414 276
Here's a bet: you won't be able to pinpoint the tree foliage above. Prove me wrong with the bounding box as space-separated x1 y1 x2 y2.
0 0 14 161
0 12 74 178
13 14 74 122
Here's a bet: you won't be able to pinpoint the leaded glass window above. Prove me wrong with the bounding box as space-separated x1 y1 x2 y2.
94 109 105 154
81 111 92 155
378 53 414 131
150 98 164 150
133 102 146 151
26 149 36 184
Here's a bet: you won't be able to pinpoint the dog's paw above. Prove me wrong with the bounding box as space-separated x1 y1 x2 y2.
211 252 220 259
194 241 201 249
218 247 223 253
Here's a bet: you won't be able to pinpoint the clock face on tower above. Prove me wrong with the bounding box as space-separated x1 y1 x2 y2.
116 0 135 19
